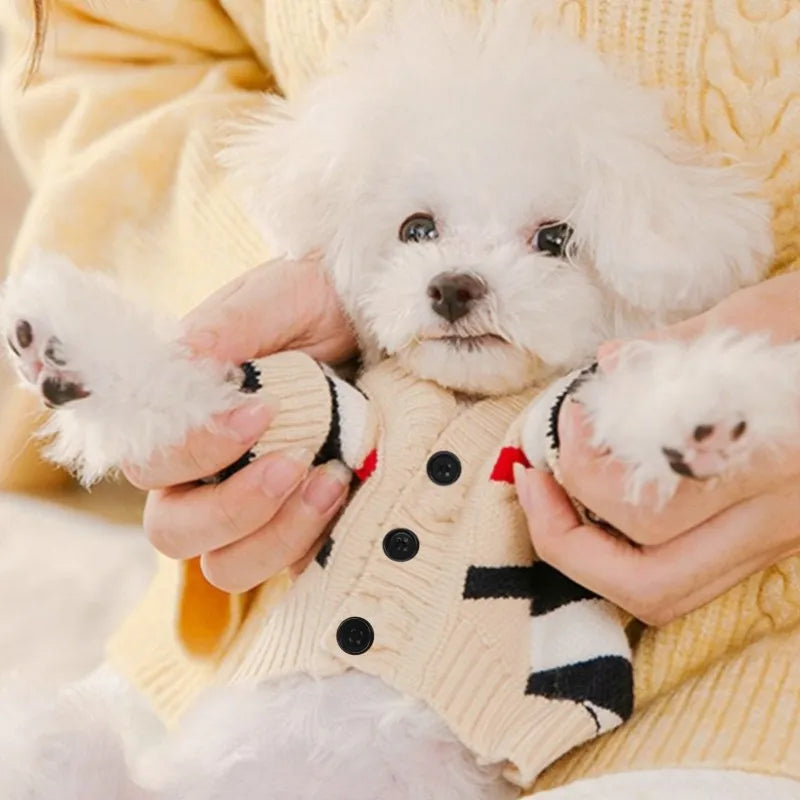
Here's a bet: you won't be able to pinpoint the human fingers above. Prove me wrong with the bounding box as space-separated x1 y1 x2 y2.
123 399 276 490
200 461 352 592
181 256 356 365
517 466 800 624
555 400 795 545
143 447 314 559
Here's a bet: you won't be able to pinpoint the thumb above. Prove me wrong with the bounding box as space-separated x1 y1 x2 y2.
514 464 580 534
180 257 320 363
598 273 800 369
636 308 715 344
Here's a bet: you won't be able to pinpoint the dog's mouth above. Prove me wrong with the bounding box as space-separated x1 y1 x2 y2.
438 333 507 351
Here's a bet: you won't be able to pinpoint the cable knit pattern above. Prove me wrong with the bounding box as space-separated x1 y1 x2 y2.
0 0 798 793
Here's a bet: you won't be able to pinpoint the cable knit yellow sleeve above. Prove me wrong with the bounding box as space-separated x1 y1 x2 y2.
0 0 274 312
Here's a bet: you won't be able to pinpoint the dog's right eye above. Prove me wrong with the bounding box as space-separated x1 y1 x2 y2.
532 221 573 258
399 214 438 243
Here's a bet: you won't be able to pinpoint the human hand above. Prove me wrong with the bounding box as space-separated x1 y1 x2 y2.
125 256 358 593
515 271 800 625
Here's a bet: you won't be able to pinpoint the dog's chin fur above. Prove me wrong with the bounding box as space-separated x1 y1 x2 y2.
399 339 542 397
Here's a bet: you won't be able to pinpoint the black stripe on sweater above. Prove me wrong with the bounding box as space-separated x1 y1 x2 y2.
214 449 256 482
315 537 334 568
239 361 262 394
463 565 536 600
526 655 634 720
313 376 343 466
528 562 599 616
463 563 598 614
547 362 598 452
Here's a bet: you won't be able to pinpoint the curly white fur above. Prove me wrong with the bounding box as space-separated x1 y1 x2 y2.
221 2 771 394
0 669 156 800
577 333 800 504
0 673 512 800
0 251 240 484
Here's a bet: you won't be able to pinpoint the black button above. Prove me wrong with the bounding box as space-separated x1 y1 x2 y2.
426 450 461 486
383 528 419 562
336 617 374 655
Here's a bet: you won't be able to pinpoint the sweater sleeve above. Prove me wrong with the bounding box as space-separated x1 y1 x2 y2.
227 351 379 479
0 0 274 313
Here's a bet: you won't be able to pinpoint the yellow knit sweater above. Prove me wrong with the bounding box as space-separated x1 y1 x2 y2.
1 0 799 793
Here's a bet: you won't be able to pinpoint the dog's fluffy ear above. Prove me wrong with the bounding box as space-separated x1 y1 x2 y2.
219 96 347 259
572 127 773 317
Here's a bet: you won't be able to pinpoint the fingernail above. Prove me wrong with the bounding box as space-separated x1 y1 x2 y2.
261 448 313 496
226 401 273 443
513 463 533 509
182 329 218 355
302 460 352 514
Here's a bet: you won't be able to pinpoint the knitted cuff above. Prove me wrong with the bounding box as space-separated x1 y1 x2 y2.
225 352 378 477
213 351 335 481
540 363 620 532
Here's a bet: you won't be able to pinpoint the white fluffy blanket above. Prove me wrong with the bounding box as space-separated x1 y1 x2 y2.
0 491 153 687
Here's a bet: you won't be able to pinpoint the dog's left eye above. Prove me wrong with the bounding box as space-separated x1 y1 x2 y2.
532 222 573 257
399 213 438 243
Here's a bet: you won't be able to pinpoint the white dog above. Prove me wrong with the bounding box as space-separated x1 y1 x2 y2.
0 4 789 799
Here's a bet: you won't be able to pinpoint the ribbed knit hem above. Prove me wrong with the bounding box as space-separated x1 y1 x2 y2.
249 350 332 457
423 618 601 788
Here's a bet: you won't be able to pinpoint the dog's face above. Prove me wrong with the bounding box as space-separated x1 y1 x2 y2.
342 134 608 395
223 6 771 396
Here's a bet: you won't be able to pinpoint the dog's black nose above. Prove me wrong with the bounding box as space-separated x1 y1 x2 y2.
427 272 486 323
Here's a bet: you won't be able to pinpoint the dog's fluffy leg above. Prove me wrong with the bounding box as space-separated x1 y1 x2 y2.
0 252 244 485
150 673 515 800
0 252 379 486
0 669 158 800
523 332 800 506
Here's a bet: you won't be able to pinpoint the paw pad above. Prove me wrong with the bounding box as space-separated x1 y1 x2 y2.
664 418 748 480
692 424 714 442
15 320 33 349
5 317 91 407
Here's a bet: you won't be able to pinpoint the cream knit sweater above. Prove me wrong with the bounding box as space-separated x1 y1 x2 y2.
175 351 633 786
1 0 799 793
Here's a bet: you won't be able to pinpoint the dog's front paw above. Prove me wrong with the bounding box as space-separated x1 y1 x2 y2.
0 252 237 484
577 332 800 503
660 416 748 481
6 316 92 407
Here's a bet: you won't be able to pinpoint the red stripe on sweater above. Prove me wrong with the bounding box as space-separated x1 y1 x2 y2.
490 447 530 484
355 448 378 481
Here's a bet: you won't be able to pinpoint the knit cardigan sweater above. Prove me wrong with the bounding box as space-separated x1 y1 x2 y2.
1 0 799 793
208 352 633 785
